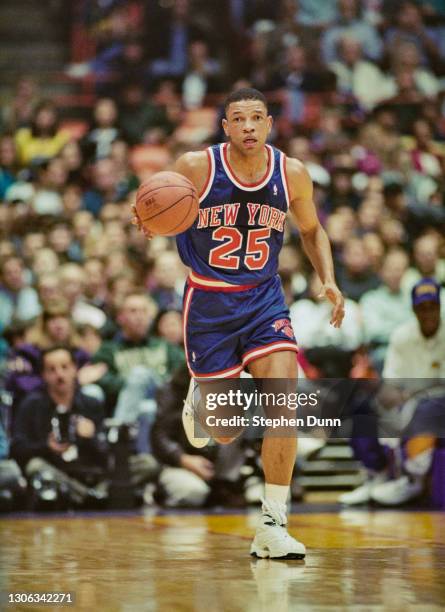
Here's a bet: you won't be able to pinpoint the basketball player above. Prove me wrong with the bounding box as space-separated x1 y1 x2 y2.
134 88 344 559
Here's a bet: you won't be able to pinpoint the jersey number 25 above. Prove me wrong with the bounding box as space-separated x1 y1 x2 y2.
209 227 270 270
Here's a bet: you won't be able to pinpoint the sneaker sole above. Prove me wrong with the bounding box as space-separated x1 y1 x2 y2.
250 550 305 560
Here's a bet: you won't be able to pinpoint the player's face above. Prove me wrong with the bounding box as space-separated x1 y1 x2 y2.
222 100 272 154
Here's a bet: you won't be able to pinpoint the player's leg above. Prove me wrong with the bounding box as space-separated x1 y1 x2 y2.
182 376 243 447
247 350 305 560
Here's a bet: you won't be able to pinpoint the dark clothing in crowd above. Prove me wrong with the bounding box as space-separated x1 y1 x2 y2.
11 388 106 474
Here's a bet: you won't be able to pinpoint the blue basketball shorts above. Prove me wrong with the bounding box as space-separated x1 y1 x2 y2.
183 272 298 378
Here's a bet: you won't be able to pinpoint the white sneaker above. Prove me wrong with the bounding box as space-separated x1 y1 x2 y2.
182 378 211 449
371 475 423 506
250 499 306 560
338 471 388 505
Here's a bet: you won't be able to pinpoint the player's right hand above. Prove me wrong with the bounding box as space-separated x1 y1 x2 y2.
131 204 154 240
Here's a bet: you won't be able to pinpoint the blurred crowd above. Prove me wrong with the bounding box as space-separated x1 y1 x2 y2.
0 0 444 512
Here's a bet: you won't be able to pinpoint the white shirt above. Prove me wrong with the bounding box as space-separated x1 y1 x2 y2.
290 298 363 351
383 318 445 378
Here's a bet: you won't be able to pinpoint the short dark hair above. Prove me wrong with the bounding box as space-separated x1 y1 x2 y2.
40 345 75 372
224 88 268 115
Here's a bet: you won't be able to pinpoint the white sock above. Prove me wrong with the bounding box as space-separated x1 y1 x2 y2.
264 483 290 506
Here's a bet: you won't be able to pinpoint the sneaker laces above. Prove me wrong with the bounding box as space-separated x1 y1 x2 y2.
261 498 287 527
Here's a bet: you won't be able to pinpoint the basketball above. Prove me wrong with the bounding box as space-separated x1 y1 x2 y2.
135 171 199 236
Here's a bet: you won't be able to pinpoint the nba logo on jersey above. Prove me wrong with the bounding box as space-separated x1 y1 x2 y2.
273 184 278 196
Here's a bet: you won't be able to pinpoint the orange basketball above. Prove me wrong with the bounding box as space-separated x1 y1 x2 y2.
135 171 199 237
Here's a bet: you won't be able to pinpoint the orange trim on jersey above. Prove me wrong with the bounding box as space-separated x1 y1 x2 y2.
222 143 271 188
242 341 298 366
189 271 258 292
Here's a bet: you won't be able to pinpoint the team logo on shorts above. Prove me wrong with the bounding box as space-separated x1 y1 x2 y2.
272 318 295 339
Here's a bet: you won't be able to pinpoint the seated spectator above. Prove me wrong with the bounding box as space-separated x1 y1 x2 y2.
82 157 123 217
83 259 108 310
21 232 46 272
1 76 40 132
59 263 107 329
384 278 444 379
14 100 70 166
32 157 68 216
321 0 383 63
83 98 120 161
10 347 108 508
92 292 185 418
0 256 41 329
386 41 441 99
360 249 412 370
152 310 183 347
290 272 363 377
401 233 445 297
329 36 392 109
60 141 84 185
383 182 445 242
151 365 247 507
0 417 25 511
149 251 185 311
336 237 380 302
0 135 19 200
340 278 445 505
359 104 405 172
47 220 83 263
182 40 223 109
384 0 442 70
30 248 60 278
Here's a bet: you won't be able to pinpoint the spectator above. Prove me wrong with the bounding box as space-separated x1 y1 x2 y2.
401 233 445 296
0 417 25 511
84 98 120 161
321 0 383 63
360 249 412 370
1 76 40 132
152 310 183 346
384 278 445 378
82 157 122 216
32 157 69 216
290 271 363 377
92 292 184 417
329 36 391 109
182 40 223 109
149 250 185 311
0 256 41 328
58 263 107 329
10 346 108 508
0 135 19 200
383 182 445 242
336 237 380 301
14 100 70 166
47 220 83 264
151 365 247 507
387 41 441 98
118 83 175 145
340 278 445 505
384 0 442 69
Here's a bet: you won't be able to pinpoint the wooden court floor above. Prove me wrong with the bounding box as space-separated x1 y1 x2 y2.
1 508 444 611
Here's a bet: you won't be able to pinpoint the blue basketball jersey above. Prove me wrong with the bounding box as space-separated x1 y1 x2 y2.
176 143 290 286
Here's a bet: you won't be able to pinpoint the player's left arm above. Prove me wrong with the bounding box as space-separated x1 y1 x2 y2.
287 157 345 328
